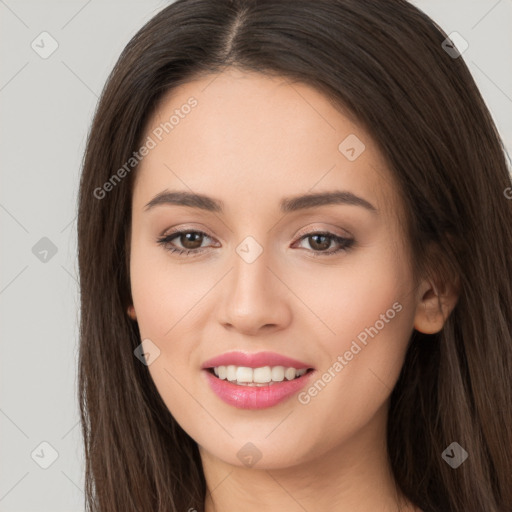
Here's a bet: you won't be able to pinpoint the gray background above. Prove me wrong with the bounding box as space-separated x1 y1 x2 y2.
1 1 511 510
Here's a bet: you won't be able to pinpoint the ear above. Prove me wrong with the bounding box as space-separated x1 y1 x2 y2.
127 304 137 321
413 277 459 334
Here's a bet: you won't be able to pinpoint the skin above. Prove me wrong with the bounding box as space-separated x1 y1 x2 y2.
128 67 458 512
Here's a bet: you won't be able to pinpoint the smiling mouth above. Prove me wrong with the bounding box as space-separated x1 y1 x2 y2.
205 366 315 386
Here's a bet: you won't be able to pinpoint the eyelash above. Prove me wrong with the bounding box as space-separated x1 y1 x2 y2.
156 229 355 258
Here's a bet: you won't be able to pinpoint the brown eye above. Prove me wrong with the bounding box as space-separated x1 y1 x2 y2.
178 232 204 250
307 234 332 251
294 231 355 257
156 230 214 255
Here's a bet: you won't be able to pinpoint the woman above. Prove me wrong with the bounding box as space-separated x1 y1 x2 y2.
77 1 512 511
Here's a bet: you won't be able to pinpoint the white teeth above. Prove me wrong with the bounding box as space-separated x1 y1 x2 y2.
253 366 272 383
226 365 237 381
271 366 285 382
236 366 253 383
285 367 296 380
210 365 310 385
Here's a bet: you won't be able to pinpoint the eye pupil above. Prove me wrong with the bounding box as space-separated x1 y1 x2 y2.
181 232 204 249
309 234 330 251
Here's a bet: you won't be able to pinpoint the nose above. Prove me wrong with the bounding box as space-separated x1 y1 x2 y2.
218 245 293 336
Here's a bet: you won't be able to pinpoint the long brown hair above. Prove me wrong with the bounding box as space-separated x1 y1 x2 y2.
77 1 512 510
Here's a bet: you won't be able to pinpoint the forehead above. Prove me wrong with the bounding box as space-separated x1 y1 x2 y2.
133 68 401 220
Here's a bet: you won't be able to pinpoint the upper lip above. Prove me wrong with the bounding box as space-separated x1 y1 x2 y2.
201 351 314 370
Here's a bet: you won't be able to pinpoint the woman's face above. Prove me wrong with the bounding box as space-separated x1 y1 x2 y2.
129 68 425 469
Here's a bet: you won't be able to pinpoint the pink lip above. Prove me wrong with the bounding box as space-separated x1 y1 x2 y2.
202 368 316 409
201 351 314 370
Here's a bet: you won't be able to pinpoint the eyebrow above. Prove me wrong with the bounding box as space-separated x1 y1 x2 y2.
144 189 377 214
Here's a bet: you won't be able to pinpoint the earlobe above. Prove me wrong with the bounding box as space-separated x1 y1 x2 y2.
127 305 137 320
413 278 459 334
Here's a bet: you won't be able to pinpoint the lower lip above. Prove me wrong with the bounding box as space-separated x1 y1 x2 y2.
203 369 316 409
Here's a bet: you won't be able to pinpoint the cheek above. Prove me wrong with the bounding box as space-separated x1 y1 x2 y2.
129 236 204 339
291 237 413 349
129 251 203 426
129 243 209 410
296 248 416 436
